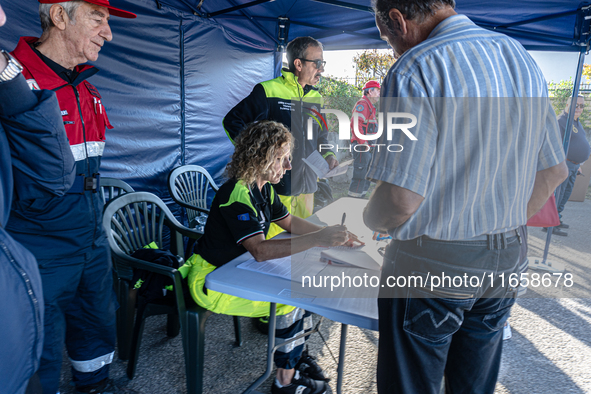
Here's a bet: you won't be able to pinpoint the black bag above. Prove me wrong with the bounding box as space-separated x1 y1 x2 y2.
314 179 334 212
130 248 181 305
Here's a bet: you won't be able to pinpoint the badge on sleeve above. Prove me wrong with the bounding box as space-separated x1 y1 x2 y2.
356 104 364 112
237 213 250 221
27 79 40 90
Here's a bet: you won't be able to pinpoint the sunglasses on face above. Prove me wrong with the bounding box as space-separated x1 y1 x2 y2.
575 104 585 109
299 58 326 69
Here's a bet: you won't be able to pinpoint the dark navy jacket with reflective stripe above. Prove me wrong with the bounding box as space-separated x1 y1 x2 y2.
7 37 112 260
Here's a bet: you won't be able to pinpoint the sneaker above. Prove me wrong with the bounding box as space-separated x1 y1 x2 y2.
557 221 569 229
541 227 568 237
253 316 270 335
296 349 330 382
271 370 328 394
347 191 366 198
503 322 512 340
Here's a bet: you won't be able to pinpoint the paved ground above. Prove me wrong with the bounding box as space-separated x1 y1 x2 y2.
59 196 591 394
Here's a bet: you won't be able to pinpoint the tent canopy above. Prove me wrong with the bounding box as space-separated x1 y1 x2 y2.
152 0 591 52
1 0 589 211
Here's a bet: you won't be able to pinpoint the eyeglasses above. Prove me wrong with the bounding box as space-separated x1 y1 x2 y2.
299 58 326 69
575 104 585 109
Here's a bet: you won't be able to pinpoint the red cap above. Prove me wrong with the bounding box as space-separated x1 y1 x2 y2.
39 0 137 19
363 80 381 90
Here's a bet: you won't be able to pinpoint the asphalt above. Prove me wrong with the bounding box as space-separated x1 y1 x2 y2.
58 196 591 394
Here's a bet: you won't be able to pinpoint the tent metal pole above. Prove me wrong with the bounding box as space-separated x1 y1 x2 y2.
176 0 205 17
309 0 373 13
179 21 186 166
216 0 279 45
207 0 274 18
537 47 586 269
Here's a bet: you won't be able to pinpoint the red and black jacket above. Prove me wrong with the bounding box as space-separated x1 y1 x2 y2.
7 36 113 260
350 95 377 144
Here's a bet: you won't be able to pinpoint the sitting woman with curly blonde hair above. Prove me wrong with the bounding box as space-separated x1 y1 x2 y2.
184 120 356 394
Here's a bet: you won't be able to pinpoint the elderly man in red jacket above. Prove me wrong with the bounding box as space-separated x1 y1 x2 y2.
8 1 136 393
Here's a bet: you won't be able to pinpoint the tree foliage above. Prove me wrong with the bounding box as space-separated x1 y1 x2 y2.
318 76 361 98
352 49 395 88
317 76 362 133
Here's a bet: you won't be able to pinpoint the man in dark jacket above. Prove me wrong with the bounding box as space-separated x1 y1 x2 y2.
0 4 75 394
7 1 136 393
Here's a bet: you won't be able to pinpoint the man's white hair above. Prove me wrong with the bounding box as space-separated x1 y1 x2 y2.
39 1 83 33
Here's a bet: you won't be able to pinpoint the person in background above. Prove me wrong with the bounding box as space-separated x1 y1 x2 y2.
0 3 75 393
7 1 136 393
543 95 591 236
348 80 381 198
223 36 338 239
184 120 361 394
364 0 567 393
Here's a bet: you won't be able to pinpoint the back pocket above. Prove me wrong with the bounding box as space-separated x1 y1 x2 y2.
403 286 477 342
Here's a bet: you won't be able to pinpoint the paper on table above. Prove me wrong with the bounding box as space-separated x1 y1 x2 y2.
237 251 327 282
302 150 352 178
320 244 382 271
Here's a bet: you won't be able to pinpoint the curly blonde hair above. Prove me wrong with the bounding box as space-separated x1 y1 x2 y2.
227 120 293 186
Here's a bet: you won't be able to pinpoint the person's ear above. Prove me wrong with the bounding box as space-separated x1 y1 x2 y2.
50 4 69 31
388 8 408 36
293 58 303 72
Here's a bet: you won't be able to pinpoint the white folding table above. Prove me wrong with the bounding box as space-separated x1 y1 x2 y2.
205 198 380 394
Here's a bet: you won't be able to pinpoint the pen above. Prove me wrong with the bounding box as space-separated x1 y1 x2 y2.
341 212 346 226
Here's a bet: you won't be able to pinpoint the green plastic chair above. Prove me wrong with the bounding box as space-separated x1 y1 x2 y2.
168 165 219 226
99 177 135 206
168 165 219 258
102 191 241 393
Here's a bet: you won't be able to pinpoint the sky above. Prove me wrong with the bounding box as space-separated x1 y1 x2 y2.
322 49 587 85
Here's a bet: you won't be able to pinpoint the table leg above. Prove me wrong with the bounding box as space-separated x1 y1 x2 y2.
243 303 277 394
337 324 348 394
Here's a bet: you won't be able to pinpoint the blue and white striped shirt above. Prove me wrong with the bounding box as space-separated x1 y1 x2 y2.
367 15 565 240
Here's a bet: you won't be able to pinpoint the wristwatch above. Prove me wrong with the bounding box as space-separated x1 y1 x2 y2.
0 50 24 82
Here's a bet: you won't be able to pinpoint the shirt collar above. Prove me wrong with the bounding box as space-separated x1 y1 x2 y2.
281 68 318 95
427 14 475 40
30 43 80 84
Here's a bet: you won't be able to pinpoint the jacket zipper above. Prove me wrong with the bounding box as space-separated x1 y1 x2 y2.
0 239 43 352
73 87 98 245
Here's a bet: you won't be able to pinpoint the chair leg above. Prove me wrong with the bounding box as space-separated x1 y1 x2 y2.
233 316 242 347
167 313 180 337
183 310 212 394
116 280 136 361
127 301 149 379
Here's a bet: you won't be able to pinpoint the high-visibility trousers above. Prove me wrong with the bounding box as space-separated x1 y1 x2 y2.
187 254 295 317
186 254 312 369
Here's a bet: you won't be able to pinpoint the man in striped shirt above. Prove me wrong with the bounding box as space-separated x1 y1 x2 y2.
363 0 568 393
